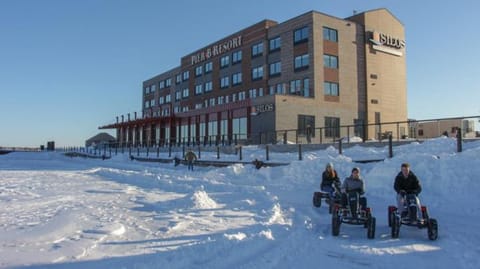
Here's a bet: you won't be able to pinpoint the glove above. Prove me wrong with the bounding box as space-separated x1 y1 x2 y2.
399 190 406 196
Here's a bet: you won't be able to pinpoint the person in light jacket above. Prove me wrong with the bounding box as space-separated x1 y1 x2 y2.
341 167 367 210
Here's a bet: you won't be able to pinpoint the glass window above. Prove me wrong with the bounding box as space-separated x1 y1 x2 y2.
232 50 242 64
159 81 165 89
249 88 257 99
220 55 230 68
325 117 340 138
324 82 339 96
165 78 171 87
182 88 189 98
159 96 164 104
166 94 171 103
290 80 301 94
303 78 311 97
269 61 281 76
294 54 309 70
238 91 246 100
298 115 315 136
252 66 264 80
208 120 218 138
252 42 264 57
323 27 338 42
220 76 230 88
323 54 338 69
294 26 309 43
209 98 215 106
195 66 203 77
269 37 281 51
205 81 213 92
218 96 224 105
232 72 242 86
205 61 213 73
175 91 181 101
182 71 189 81
233 117 247 139
195 84 203 95
220 119 228 137
176 74 181 84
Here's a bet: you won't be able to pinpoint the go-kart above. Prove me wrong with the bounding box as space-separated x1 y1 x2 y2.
312 190 340 213
388 193 438 240
331 192 376 239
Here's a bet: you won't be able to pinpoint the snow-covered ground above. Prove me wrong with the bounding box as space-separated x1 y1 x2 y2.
1 137 479 269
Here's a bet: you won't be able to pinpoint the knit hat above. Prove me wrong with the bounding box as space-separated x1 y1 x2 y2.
326 162 334 169
352 167 360 173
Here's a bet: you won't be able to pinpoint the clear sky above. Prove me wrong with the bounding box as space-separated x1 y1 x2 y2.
1 0 479 147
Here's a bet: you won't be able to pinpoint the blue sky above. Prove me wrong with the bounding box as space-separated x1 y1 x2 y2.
1 0 479 147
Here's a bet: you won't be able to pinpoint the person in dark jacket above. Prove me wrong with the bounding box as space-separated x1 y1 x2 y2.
321 163 341 199
394 163 422 216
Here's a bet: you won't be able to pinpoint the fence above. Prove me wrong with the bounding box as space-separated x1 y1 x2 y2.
104 115 479 148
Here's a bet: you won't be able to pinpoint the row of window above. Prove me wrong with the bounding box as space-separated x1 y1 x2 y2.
146 27 338 94
298 115 341 138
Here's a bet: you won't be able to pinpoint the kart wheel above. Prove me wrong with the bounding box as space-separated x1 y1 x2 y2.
388 206 396 227
313 193 321 208
367 217 376 239
332 207 341 236
427 218 438 240
391 215 400 238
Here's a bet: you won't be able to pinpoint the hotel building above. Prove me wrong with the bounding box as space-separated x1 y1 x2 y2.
100 8 408 146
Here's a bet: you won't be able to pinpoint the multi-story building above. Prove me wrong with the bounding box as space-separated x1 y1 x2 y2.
100 8 408 146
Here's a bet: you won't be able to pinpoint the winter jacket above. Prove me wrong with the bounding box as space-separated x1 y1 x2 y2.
185 151 197 162
394 171 422 195
342 176 365 195
321 170 341 190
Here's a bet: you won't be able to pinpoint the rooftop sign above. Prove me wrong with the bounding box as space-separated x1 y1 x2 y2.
369 31 405 56
191 36 242 65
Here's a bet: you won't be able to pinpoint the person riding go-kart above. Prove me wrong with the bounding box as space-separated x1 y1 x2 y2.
331 167 376 239
312 163 341 212
388 163 438 240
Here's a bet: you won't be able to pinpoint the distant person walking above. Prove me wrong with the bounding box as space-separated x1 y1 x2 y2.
185 149 197 171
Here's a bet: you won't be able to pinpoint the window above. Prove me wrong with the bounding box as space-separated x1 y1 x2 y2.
205 81 213 92
232 72 242 86
182 71 189 81
205 61 213 73
151 84 156 93
325 117 340 138
238 91 246 100
209 98 215 106
232 50 242 64
294 26 309 44
166 94 171 103
159 96 165 105
182 88 189 98
220 55 230 68
208 120 218 138
233 117 247 139
258 87 264 97
298 115 315 136
294 54 309 70
195 84 203 95
159 81 165 89
175 91 181 101
225 95 230 103
252 66 264 80
217 96 224 105
220 119 228 137
195 103 203 109
176 74 181 84
276 83 285 94
145 86 150 94
269 61 281 76
269 37 281 51
252 42 263 57
232 93 237 102
323 27 338 42
290 80 301 94
324 82 339 96
249 88 257 99
220 76 230 88
303 78 311 97
324 54 338 69
195 66 203 77
165 78 171 87
145 100 150 108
